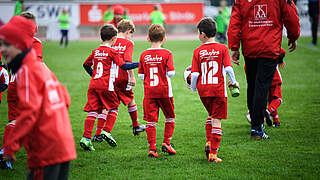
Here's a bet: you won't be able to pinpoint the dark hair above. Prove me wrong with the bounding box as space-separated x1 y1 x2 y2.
100 24 118 41
20 11 36 23
197 17 217 38
148 24 165 42
117 19 135 33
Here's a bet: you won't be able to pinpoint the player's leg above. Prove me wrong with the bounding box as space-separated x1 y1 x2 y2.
268 85 282 127
159 97 176 155
144 98 159 158
65 30 69 47
200 97 213 159
60 30 64 47
128 99 146 136
93 108 106 142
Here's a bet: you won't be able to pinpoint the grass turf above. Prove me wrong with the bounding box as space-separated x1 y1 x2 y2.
0 37 319 179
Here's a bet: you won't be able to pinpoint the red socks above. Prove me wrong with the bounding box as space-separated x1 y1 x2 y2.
95 113 107 136
103 109 118 133
205 117 212 142
128 105 139 127
163 118 175 144
1 122 15 150
269 98 281 115
146 122 157 151
83 112 97 139
211 127 222 155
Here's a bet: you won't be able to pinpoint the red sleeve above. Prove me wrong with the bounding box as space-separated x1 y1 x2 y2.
112 50 125 67
227 1 242 51
123 42 133 63
33 40 43 61
83 53 94 66
138 54 144 74
4 66 42 156
166 52 174 72
222 46 232 67
280 0 300 42
191 49 200 73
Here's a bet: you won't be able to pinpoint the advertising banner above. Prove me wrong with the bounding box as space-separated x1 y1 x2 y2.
80 3 203 25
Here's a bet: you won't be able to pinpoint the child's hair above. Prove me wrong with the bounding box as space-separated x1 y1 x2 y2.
148 24 165 42
19 11 36 23
197 17 217 38
100 24 118 41
117 20 135 33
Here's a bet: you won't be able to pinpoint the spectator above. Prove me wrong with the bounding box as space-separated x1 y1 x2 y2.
109 5 124 28
215 0 230 44
123 8 131 20
150 4 165 27
308 0 319 46
103 5 114 24
14 0 25 16
228 0 300 139
58 8 70 47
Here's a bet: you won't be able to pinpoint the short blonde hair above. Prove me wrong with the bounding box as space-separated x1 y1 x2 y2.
117 20 135 33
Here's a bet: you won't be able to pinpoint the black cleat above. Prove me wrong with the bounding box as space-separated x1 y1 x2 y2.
133 125 146 136
265 109 272 126
92 135 104 143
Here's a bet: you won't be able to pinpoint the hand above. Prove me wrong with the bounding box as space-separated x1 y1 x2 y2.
288 39 297 52
231 50 240 65
231 82 240 89
128 78 136 86
279 61 286 68
3 154 16 163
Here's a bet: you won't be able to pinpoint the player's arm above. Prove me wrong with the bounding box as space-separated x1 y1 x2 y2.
223 47 239 88
124 42 136 86
166 52 175 78
190 50 200 92
4 67 42 161
227 0 242 64
113 51 139 70
83 54 93 76
138 55 145 80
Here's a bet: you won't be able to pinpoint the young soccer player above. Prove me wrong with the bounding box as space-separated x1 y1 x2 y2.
0 60 9 104
92 20 145 139
138 24 176 158
190 17 239 163
0 12 43 169
246 48 285 127
80 24 139 151
0 15 76 179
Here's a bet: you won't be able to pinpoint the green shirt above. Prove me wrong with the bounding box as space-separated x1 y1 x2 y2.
122 14 130 20
103 10 114 23
150 10 165 26
58 13 70 30
14 1 23 16
215 7 230 33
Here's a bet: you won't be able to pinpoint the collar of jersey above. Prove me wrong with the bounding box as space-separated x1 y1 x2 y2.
203 41 217 45
100 43 112 47
147 47 164 50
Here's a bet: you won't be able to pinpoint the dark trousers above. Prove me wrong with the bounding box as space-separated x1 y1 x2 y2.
245 57 278 130
309 1 319 45
27 161 70 180
60 29 69 47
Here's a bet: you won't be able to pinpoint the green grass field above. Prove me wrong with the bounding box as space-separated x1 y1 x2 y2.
0 37 319 179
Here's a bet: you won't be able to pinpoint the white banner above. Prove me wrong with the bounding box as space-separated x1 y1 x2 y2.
0 2 80 26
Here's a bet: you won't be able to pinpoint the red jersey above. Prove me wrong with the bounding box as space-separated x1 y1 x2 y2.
83 44 125 91
228 0 300 59
4 49 76 168
271 66 282 86
112 37 134 91
7 37 43 102
138 48 174 98
191 42 232 98
0 66 9 101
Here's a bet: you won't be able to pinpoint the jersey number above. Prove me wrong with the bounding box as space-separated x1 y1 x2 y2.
150 67 159 87
201 61 218 85
94 62 103 79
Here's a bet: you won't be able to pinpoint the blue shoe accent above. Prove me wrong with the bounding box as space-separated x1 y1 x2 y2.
251 128 270 139
0 148 4 154
84 137 91 141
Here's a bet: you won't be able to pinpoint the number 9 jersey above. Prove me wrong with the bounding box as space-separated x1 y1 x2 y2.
191 42 232 98
138 48 175 98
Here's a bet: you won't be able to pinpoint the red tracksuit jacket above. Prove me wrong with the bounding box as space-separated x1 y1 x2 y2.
4 49 76 168
228 0 300 59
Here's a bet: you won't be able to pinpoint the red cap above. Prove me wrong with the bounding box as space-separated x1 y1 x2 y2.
0 16 36 51
113 5 124 15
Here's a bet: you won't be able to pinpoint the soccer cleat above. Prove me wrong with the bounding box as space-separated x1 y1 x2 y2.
148 150 159 158
101 130 117 147
205 141 211 159
79 137 95 151
265 109 272 126
250 128 270 139
208 153 222 163
92 135 103 143
0 149 12 170
273 120 280 127
161 143 176 155
133 124 146 136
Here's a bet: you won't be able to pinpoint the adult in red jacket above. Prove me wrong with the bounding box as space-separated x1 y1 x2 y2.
0 16 76 179
228 0 300 139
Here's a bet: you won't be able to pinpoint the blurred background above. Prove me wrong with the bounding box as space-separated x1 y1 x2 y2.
0 0 316 41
